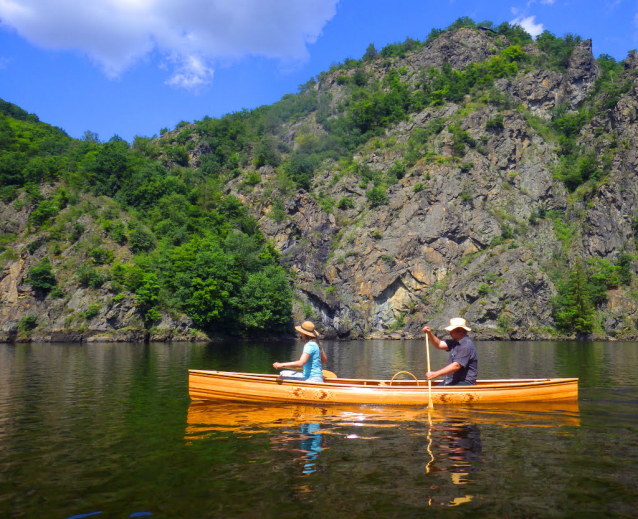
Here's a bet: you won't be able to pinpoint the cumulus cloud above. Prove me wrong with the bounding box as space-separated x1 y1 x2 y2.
510 15 544 38
0 0 339 89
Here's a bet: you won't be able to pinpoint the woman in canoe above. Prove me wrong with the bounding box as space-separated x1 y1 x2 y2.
273 321 327 382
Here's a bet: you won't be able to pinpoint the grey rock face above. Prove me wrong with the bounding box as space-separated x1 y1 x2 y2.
3 28 636 342
236 31 636 340
0 197 206 343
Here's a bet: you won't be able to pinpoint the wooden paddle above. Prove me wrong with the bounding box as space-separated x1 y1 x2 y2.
426 333 434 409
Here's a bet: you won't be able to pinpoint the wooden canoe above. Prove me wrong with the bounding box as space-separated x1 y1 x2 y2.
188 370 578 405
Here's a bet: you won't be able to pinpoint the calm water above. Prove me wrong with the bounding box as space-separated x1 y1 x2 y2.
1 340 637 518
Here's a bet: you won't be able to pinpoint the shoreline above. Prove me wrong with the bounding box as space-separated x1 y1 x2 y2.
1 328 631 343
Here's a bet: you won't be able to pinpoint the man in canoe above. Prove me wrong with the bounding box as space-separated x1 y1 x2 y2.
422 318 478 386
273 321 327 383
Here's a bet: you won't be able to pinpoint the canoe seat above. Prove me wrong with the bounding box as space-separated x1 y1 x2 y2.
389 371 419 386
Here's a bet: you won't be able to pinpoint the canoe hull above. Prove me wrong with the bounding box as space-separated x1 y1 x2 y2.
189 370 578 405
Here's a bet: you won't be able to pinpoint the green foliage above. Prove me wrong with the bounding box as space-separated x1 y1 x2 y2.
129 226 156 254
25 257 57 291
0 99 72 189
535 31 582 71
282 155 315 190
109 222 127 244
69 223 85 243
485 114 504 131
380 254 395 266
500 223 514 240
449 124 476 158
84 304 100 320
553 151 602 192
366 185 388 207
19 315 38 333
460 162 474 172
89 247 114 265
379 37 423 59
253 138 280 168
163 144 189 166
238 265 292 331
81 137 132 196
245 171 261 185
77 265 106 289
49 286 65 299
337 197 355 210
363 43 378 61
29 200 59 227
553 261 596 333
386 161 406 183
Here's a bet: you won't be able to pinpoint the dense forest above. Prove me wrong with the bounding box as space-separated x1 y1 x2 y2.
2 17 638 341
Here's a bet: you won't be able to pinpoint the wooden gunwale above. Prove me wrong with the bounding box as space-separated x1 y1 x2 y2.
189 370 579 405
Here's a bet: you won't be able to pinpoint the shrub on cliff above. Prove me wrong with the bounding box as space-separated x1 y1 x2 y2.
25 258 57 292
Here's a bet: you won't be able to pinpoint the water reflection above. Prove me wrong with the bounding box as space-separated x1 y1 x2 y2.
185 401 579 504
270 423 326 475
424 419 482 507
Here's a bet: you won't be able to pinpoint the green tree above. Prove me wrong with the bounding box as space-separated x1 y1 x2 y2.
25 258 57 292
239 266 292 332
363 43 378 61
366 185 388 207
553 261 596 333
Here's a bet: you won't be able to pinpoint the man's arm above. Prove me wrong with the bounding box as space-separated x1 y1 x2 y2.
426 362 461 381
422 326 449 350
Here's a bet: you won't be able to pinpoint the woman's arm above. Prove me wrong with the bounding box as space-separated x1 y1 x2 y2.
320 346 327 364
273 352 310 370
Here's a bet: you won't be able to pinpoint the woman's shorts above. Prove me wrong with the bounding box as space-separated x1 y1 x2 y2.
278 370 323 383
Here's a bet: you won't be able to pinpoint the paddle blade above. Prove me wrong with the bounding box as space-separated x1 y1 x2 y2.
322 370 338 379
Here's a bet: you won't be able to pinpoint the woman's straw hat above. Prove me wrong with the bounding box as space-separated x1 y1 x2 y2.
295 321 318 338
444 317 472 332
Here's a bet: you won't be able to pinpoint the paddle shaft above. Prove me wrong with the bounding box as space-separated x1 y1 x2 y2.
426 334 433 408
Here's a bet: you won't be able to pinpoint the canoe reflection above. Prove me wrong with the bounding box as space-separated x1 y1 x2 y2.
185 400 580 437
185 401 579 503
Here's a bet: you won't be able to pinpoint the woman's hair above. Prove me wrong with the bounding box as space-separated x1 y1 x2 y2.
301 332 322 349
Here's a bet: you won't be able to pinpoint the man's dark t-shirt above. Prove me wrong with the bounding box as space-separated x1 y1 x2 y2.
442 336 478 385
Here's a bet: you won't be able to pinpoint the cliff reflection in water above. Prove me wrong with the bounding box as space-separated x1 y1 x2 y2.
185 401 579 503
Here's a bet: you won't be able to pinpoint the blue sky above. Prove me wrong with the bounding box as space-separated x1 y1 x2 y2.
0 0 636 142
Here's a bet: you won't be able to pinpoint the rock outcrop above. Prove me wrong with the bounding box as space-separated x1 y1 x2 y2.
4 27 638 342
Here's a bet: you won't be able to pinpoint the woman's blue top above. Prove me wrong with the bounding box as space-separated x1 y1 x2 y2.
302 341 323 380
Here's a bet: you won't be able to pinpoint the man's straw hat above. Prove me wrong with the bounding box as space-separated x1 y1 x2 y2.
295 321 318 338
444 317 471 332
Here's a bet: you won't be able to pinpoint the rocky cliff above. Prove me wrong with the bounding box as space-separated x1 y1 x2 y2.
3 24 638 342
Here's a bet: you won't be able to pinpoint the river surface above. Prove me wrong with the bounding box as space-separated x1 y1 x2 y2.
1 340 637 518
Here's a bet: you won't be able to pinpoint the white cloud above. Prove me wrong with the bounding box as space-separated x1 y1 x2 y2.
0 0 339 89
510 15 544 38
